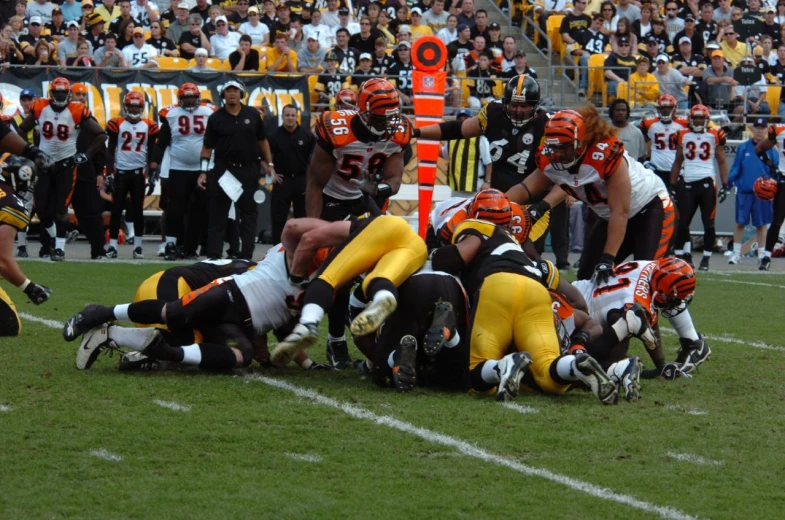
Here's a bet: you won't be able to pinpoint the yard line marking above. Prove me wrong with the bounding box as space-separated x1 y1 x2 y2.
285 453 322 463
501 402 539 414
664 405 708 416
666 452 724 467
701 278 785 290
18 257 187 266
89 449 123 462
247 374 697 520
19 312 63 330
660 328 785 353
153 400 191 412
703 270 785 277
0 404 12 412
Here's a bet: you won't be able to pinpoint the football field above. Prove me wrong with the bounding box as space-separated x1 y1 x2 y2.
2 259 784 519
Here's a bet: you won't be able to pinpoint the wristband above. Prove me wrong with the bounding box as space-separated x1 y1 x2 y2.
412 128 421 138
22 143 40 161
18 278 31 291
569 329 590 347
376 183 392 199
200 157 210 172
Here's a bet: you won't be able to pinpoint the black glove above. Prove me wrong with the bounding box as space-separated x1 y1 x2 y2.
308 362 334 371
23 281 52 305
104 174 115 194
641 362 691 380
350 170 380 196
592 253 616 286
668 184 678 202
526 200 550 224
73 153 89 165
718 183 730 204
146 168 159 196
23 143 52 170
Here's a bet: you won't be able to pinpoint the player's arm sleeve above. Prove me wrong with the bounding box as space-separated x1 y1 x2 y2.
151 116 171 164
202 114 217 149
313 115 335 154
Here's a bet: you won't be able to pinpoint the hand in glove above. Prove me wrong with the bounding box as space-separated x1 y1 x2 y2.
23 281 52 305
718 183 730 203
592 253 616 286
73 153 89 165
147 168 159 196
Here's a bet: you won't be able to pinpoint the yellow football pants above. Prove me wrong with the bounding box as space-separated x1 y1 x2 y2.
469 272 569 396
0 285 21 336
318 215 428 296
134 271 195 337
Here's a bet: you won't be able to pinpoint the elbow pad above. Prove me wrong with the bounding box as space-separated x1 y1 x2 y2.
438 120 466 141
431 245 465 274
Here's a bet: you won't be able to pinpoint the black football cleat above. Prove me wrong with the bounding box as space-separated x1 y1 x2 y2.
676 335 711 374
759 256 771 271
393 335 418 392
423 301 457 357
51 248 65 262
63 304 115 342
698 256 710 272
326 339 354 369
164 242 178 261
16 246 28 258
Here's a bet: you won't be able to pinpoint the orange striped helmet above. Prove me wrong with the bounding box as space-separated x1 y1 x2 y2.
178 83 200 112
509 202 533 242
468 189 512 226
49 77 71 109
652 257 696 317
688 104 710 132
543 109 586 171
336 88 357 110
754 177 777 201
357 78 400 141
124 91 145 122
655 94 677 124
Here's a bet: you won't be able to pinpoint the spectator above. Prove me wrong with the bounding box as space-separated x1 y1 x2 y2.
504 48 536 79
771 43 785 114
93 32 127 66
375 9 395 44
638 35 660 64
109 0 140 36
611 17 637 53
333 27 358 72
148 20 178 56
713 0 732 24
388 41 413 106
267 104 314 244
190 46 211 70
423 0 448 32
599 1 618 35
20 16 54 62
265 32 296 71
315 51 343 105
228 0 250 30
349 15 381 53
59 0 80 23
674 12 705 56
303 10 333 48
297 34 325 72
464 33 485 70
95 0 121 32
409 7 433 41
609 98 645 159
117 18 135 48
226 33 257 70
734 55 770 115
616 0 641 24
179 15 210 59
466 50 496 110
604 35 636 97
487 22 503 50
396 24 412 42
628 55 659 107
123 25 158 67
209 15 240 59
321 0 341 28
672 37 706 87
727 118 776 266
696 2 718 45
664 1 685 42
680 0 700 20
190 0 210 23
560 0 591 55
703 49 737 110
31 38 57 65
201 6 222 37
70 39 94 66
287 19 304 52
259 0 277 29
9 15 25 42
777 1 785 26
370 36 393 74
58 20 93 65
757 35 776 67
26 0 55 25
648 18 673 56
456 0 475 28
82 12 107 51
131 0 159 29
0 33 23 63
333 7 360 38
762 6 780 42
366 1 382 25
469 8 488 40
720 26 749 67
574 15 606 96
270 3 292 40
239 6 269 46
500 35 516 71
653 55 691 109
632 3 653 40
534 0 569 51
737 1 764 47
165 2 190 42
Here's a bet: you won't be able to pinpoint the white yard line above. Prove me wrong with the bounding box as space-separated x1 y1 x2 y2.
247 374 697 520
18 257 183 266
660 328 785 353
153 400 191 412
666 452 724 467
701 278 785 290
19 312 63 330
89 449 123 462
0 404 12 412
664 405 708 416
285 453 322 462
501 402 539 414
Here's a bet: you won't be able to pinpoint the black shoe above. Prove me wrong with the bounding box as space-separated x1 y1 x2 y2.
65 229 79 243
326 340 353 369
423 301 456 357
556 262 572 270
16 246 28 258
118 351 162 372
698 256 710 271
181 251 198 261
63 304 115 342
679 252 694 268
675 336 711 374
106 246 118 259
133 247 144 259
759 256 771 271
393 335 418 392
51 248 65 262
39 246 51 259
164 242 178 261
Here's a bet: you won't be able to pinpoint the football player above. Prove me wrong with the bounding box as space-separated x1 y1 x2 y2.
334 88 357 110
17 77 107 261
669 104 729 272
432 219 619 404
151 83 217 260
106 91 159 260
506 107 675 283
639 94 689 187
425 188 513 248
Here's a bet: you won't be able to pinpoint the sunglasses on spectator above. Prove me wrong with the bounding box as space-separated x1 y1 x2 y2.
666 8 677 11
619 43 630 47
216 22 227 25
249 12 259 15
134 34 144 38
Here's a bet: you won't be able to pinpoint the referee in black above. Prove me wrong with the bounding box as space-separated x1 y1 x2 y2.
198 79 273 260
268 104 315 244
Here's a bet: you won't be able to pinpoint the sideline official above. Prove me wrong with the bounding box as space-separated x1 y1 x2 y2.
198 79 273 260
268 104 315 244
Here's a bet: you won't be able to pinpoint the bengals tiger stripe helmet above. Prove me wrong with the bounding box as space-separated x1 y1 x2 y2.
655 94 677 124
754 177 778 201
502 74 540 128
178 83 200 112
335 88 357 110
468 189 512 226
651 257 696 318
543 109 586 171
49 77 71 109
124 91 145 123
688 104 710 133
509 202 533 243
357 78 400 141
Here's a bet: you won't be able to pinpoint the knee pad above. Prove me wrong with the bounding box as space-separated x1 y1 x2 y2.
0 288 21 337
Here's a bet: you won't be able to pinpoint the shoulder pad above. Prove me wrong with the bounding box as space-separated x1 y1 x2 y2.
452 218 496 244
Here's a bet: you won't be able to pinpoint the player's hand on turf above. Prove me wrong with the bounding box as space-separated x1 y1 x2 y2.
24 282 52 305
592 253 615 286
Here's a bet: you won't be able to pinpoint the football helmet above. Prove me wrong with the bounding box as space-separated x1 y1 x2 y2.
49 77 71 109
357 78 400 141
501 74 540 128
754 177 777 201
688 104 710 133
655 94 677 124
123 91 145 122
543 109 586 171
468 189 512 226
178 83 200 112
509 202 533 243
651 257 696 318
335 88 357 110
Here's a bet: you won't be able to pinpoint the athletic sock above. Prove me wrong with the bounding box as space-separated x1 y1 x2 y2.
675 249 684 256
684 242 692 254
300 303 325 325
55 238 65 250
180 344 202 365
703 250 711 257
733 243 742 255
165 236 176 245
45 224 56 239
480 359 500 384
366 278 397 303
126 222 135 238
554 355 578 381
669 308 700 341
17 231 27 246
445 331 461 348
327 333 345 343
107 326 158 351
612 317 632 341
121 300 166 324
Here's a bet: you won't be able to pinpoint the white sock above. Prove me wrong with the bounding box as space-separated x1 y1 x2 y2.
733 243 741 255
674 249 684 256
110 239 118 248
45 224 56 238
445 331 461 348
387 351 396 368
372 289 395 305
55 238 65 250
126 223 135 237
684 242 692 254
17 231 27 246
300 303 324 325
758 248 766 259
611 318 630 342
555 355 577 381
763 250 772 259
180 344 202 365
113 303 131 321
703 250 711 257
327 334 345 343
134 235 142 246
165 236 176 245
108 326 155 351
668 309 699 341
480 359 501 384
349 292 367 310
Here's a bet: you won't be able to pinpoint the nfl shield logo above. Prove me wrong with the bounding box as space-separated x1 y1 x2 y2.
424 77 435 89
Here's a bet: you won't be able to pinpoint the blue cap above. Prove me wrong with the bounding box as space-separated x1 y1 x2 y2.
753 118 768 128
20 88 35 99
456 108 472 118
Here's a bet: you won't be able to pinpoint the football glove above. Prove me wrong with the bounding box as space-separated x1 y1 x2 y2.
308 363 334 371
24 281 52 305
718 183 730 203
73 153 89 165
526 200 550 224
592 253 615 286
104 174 115 194
640 362 691 380
147 168 159 196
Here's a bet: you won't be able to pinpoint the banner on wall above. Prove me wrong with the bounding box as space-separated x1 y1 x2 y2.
0 67 310 131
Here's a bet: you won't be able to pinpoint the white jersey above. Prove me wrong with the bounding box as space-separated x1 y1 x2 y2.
674 127 727 183
122 43 159 68
638 115 689 172
158 103 217 170
106 117 159 171
767 124 785 174
572 260 659 327
538 137 665 220
428 196 471 244
31 99 89 162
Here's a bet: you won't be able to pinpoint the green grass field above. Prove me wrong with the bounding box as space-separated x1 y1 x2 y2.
2 261 784 519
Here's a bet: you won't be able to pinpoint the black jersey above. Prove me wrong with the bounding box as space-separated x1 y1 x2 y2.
0 180 31 231
174 259 256 291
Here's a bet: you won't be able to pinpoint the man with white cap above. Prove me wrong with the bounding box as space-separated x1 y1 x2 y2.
409 7 433 41
57 20 93 66
209 15 241 59
166 2 191 42
122 26 159 68
652 53 692 109
20 16 55 62
349 52 375 89
190 47 211 71
297 33 326 73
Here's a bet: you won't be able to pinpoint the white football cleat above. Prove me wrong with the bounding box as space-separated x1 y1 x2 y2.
350 292 397 337
76 325 121 370
270 322 319 366
495 352 532 402
728 253 741 265
606 357 643 401
572 354 619 405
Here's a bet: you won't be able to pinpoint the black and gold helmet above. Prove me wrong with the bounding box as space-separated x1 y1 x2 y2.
502 74 540 128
